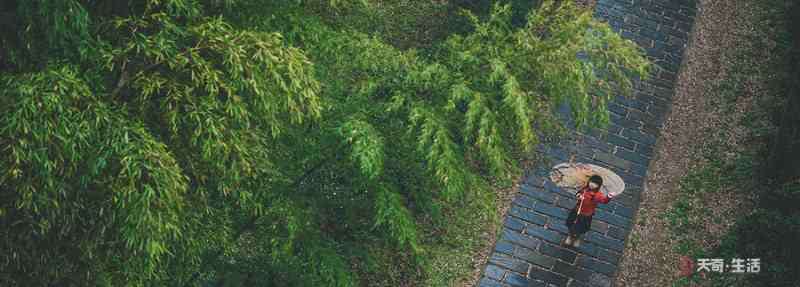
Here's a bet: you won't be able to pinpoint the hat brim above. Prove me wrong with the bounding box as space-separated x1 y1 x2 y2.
549 162 626 197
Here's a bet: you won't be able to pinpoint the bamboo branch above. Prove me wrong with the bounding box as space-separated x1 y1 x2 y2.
109 43 207 99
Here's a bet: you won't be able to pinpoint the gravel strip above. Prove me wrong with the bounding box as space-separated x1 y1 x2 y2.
614 0 771 286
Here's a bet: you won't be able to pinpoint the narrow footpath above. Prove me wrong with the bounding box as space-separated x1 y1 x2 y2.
477 0 697 286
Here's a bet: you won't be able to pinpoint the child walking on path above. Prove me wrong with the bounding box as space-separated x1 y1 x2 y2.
562 174 613 248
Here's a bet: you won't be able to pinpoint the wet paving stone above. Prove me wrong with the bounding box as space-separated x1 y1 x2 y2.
478 0 695 284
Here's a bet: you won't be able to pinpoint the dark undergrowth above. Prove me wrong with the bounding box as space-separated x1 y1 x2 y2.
667 0 800 286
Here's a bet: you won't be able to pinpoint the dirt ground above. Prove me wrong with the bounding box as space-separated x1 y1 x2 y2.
614 0 770 286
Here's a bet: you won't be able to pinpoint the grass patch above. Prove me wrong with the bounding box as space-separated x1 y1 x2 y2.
350 184 501 287
420 184 500 286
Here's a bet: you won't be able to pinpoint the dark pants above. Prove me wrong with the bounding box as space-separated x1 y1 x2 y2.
565 206 593 236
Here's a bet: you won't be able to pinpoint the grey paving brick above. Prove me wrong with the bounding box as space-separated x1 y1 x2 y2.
547 221 570 235
533 202 569 220
588 160 627 176
579 134 612 153
485 264 507 280
520 185 555 204
589 219 609 234
495 241 515 255
571 267 595 284
595 200 614 212
676 21 692 35
534 165 552 176
615 147 649 166
620 29 635 39
525 225 565 245
607 225 629 241
661 24 683 38
671 10 693 24
639 16 659 30
548 150 570 162
551 185 579 199
489 253 530 274
586 127 606 140
613 191 641 209
605 201 625 213
575 269 612 287
606 133 636 150
643 121 663 137
649 103 670 120
650 68 679 85
543 180 564 195
513 246 557 269
503 272 529 287
552 260 578 278
644 28 668 43
613 95 648 112
608 102 628 117
504 216 525 232
659 70 678 83
593 209 633 229
528 266 569 286
639 92 671 110
624 186 643 197
585 232 625 252
568 279 589 287
554 194 577 209
509 206 548 226
593 151 632 170
627 108 656 124
479 277 506 287
628 161 649 176
577 255 616 276
524 174 547 187
540 243 578 264
502 229 541 251
653 85 673 99
622 128 658 146
607 123 623 135
572 154 596 166
617 170 645 188
548 146 571 161
614 204 635 218
609 112 642 129
596 247 622 265
572 240 601 258
512 194 536 209
574 145 597 158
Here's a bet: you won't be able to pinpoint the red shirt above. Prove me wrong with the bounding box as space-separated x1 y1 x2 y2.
575 187 611 215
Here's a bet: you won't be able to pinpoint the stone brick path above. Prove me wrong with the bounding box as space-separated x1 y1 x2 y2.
477 1 696 286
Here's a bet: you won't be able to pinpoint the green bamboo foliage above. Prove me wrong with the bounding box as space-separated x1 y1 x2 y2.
517 0 650 128
338 118 384 180
1 65 187 284
374 185 421 255
456 85 510 179
0 0 648 285
408 104 470 202
12 0 92 66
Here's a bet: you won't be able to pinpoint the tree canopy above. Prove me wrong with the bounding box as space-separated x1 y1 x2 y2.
0 0 648 286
